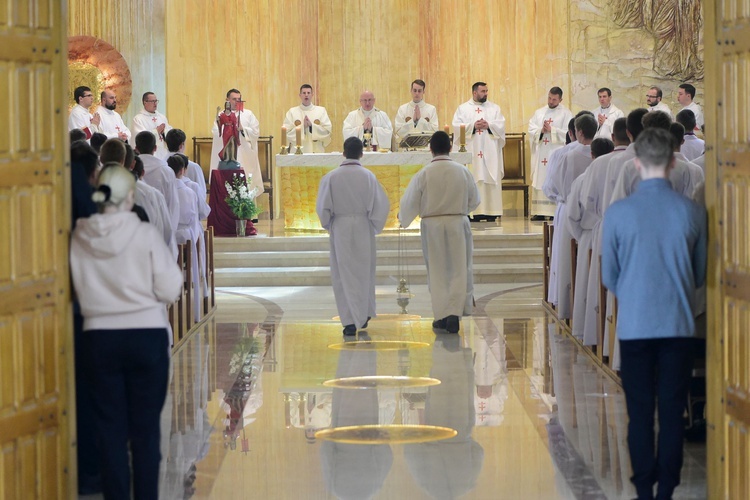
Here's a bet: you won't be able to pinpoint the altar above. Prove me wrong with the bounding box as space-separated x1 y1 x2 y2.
276 151 473 230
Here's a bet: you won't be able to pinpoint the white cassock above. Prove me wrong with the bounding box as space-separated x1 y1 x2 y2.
68 104 101 138
169 152 207 198
135 180 177 259
473 328 508 427
528 104 574 216
543 144 593 319
609 154 703 206
452 100 506 216
283 104 332 153
132 109 172 160
399 155 480 319
693 154 705 172
174 179 201 322
342 108 393 149
140 153 180 233
95 105 131 141
680 134 705 161
316 159 389 328
682 102 704 131
592 104 625 139
648 101 673 119
183 176 211 302
394 101 438 141
210 109 264 194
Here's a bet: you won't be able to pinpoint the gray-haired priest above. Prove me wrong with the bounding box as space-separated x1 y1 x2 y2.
342 90 393 151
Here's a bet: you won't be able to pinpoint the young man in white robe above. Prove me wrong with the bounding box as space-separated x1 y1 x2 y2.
166 129 207 198
543 114 597 320
132 92 172 160
528 87 574 219
645 86 673 119
316 138 390 336
675 109 705 161
210 89 264 195
395 79 439 143
592 87 625 139
283 84 332 153
96 90 131 141
677 83 704 132
68 86 101 139
135 131 180 234
451 82 505 221
399 131 480 334
132 156 177 259
342 90 393 151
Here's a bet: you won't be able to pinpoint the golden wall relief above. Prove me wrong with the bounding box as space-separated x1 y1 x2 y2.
67 35 132 113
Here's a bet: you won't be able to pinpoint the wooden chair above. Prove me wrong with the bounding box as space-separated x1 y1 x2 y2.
501 132 530 217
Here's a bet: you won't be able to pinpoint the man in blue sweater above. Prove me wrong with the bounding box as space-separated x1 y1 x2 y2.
601 127 707 500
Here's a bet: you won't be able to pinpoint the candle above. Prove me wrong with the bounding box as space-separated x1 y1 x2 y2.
295 126 302 147
443 124 450 135
281 126 287 147
459 124 466 144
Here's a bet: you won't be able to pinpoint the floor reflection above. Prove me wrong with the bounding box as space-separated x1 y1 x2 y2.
157 284 706 500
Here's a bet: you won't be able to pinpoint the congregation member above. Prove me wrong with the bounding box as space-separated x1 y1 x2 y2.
315 138 389 336
675 109 704 162
166 129 207 196
210 88 264 194
528 87 574 220
394 79 438 142
668 123 705 190
71 165 182 500
590 137 615 158
70 128 87 143
398 131 480 334
342 90 393 151
283 84 332 153
451 82 506 222
543 114 597 321
677 83 704 131
132 92 172 159
69 86 101 139
601 127 706 500
592 87 625 139
135 131 180 233
645 86 672 118
90 133 107 153
96 89 131 141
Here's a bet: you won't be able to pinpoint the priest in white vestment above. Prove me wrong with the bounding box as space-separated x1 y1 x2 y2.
394 79 438 142
543 114 596 321
135 131 180 233
96 90 131 141
528 87 574 218
132 92 172 160
209 89 264 194
677 83 704 131
399 132 479 334
646 86 672 119
316 138 390 336
342 91 393 150
283 84 332 153
451 82 505 220
68 86 101 139
592 87 625 139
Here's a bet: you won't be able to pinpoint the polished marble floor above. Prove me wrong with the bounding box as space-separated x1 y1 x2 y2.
146 280 707 500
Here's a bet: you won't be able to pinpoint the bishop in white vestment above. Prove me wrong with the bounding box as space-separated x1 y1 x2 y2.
283 84 332 153
528 88 574 217
342 91 393 150
451 82 505 218
132 93 172 160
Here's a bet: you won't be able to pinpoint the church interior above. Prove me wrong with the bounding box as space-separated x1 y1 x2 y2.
1 0 748 499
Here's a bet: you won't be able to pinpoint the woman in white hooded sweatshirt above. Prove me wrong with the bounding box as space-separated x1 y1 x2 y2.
70 165 182 500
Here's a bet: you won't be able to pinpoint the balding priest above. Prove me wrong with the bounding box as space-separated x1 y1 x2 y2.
210 88 264 195
283 84 332 153
394 79 438 142
452 81 506 222
132 92 172 160
96 90 131 142
342 90 393 151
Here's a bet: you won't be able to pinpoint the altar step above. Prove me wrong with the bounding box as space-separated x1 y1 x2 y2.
214 232 543 287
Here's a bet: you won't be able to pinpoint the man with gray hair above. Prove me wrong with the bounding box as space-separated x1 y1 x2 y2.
601 127 706 500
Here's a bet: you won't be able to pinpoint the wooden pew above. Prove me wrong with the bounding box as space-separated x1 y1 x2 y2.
543 222 554 306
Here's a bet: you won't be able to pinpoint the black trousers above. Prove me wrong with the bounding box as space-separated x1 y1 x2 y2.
619 338 695 500
81 328 169 500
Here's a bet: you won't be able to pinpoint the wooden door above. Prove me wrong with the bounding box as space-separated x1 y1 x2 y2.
0 0 73 498
705 0 750 498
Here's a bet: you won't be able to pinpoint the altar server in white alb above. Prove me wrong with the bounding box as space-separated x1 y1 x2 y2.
210 88 264 194
452 82 505 221
96 90 131 141
132 92 172 160
68 86 101 139
316 138 390 336
283 84 332 153
592 87 625 139
395 79 439 142
528 87 574 219
399 132 480 334
342 90 393 150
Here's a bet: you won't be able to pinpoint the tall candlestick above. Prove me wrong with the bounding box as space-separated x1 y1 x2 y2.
281 126 287 147
295 126 302 146
459 124 465 144
443 124 450 135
